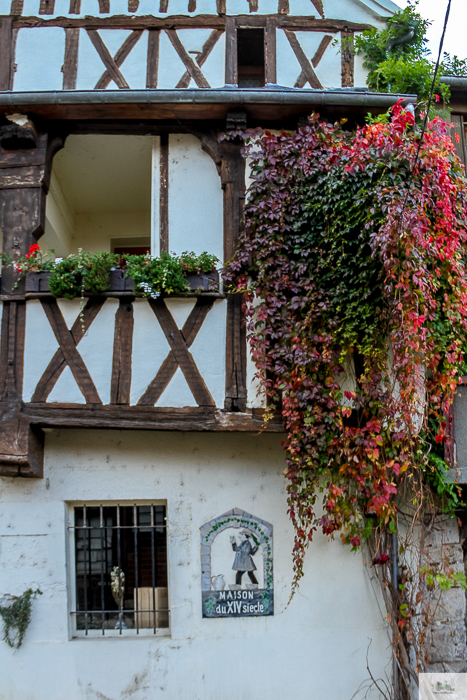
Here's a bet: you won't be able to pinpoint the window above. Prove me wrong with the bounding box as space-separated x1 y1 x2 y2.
69 503 169 637
111 236 151 256
237 29 265 88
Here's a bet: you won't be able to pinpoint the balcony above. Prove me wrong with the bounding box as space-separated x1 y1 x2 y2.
0 128 281 478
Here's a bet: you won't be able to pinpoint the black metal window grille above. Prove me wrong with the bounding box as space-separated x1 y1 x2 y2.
70 504 168 635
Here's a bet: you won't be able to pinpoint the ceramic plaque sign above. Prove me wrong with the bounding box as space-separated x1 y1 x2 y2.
200 508 273 618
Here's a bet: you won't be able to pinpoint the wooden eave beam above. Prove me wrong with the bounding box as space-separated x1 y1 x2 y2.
0 98 414 123
11 15 373 31
22 403 285 432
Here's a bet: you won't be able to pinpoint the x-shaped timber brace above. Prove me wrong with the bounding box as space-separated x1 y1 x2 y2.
30 297 216 408
0 16 361 91
87 27 333 90
139 297 215 407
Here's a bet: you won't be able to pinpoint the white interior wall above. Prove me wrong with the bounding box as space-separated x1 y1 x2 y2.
0 429 390 700
41 135 153 255
74 211 151 253
42 173 75 257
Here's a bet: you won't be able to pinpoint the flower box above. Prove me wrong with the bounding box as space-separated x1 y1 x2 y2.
108 269 135 292
24 269 219 295
24 271 53 293
184 270 219 292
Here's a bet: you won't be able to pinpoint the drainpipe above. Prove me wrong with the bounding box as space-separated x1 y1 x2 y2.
392 532 400 697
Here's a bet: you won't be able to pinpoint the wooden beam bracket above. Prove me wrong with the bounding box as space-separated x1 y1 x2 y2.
0 407 44 477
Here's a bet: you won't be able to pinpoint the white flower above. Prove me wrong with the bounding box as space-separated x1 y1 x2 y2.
54 257 63 263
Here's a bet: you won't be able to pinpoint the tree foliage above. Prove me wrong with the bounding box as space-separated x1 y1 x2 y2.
353 3 450 101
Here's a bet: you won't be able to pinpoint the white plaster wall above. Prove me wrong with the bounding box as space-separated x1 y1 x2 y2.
13 27 65 92
23 300 60 404
0 430 390 700
354 49 369 88
25 297 225 408
23 298 118 405
166 134 224 260
151 137 161 257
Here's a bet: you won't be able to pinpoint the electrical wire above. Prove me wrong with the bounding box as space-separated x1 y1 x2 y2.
400 0 452 215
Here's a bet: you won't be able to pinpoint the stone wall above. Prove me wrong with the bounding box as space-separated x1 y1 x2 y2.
424 516 467 673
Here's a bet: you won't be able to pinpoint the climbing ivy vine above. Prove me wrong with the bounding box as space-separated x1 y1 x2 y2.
0 589 42 650
224 103 467 597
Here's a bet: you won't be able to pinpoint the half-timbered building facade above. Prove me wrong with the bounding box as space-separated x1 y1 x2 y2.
0 0 440 698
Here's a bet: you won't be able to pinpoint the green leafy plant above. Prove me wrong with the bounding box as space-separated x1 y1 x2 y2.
224 102 467 588
178 251 219 274
0 589 42 650
48 251 116 299
223 104 467 686
353 3 450 103
420 566 467 591
4 247 220 300
442 52 467 78
125 252 189 298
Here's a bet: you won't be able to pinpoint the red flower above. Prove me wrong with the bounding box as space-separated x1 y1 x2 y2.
27 243 40 258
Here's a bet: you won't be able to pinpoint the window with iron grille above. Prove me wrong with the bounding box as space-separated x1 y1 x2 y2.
69 503 169 637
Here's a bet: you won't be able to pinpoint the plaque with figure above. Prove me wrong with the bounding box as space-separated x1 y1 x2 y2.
200 508 273 618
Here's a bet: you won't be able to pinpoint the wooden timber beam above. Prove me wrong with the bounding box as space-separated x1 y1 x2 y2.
0 132 64 293
0 17 14 91
220 139 247 412
22 403 284 432
11 15 373 31
0 303 44 477
341 30 354 88
0 130 63 477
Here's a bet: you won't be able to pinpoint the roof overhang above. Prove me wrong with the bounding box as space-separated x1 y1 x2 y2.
0 88 416 124
353 0 400 19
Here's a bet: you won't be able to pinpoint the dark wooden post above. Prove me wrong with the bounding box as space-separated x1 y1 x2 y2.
341 30 354 88
0 18 14 91
0 132 63 294
225 17 237 86
0 129 63 476
265 17 277 85
220 140 247 412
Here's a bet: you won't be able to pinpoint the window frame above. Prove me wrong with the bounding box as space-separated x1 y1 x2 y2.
66 499 170 639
